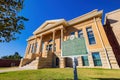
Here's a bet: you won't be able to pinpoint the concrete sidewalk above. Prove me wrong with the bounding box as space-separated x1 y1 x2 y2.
0 67 31 73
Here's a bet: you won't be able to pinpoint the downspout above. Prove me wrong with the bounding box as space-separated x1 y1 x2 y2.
94 17 112 69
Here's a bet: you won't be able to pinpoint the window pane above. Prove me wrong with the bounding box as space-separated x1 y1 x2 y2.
82 56 89 66
86 27 96 45
78 30 83 38
86 28 92 32
89 38 96 44
88 31 94 38
71 32 75 35
92 52 102 66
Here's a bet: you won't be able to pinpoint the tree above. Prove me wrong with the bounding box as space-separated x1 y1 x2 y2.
1 52 22 60
0 0 28 42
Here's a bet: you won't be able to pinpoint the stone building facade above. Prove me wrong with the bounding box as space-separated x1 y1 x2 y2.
19 10 119 69
104 9 120 67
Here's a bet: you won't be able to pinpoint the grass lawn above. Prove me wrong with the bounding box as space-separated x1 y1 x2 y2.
0 68 120 80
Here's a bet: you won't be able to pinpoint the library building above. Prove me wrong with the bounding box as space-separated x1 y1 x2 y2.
19 9 120 69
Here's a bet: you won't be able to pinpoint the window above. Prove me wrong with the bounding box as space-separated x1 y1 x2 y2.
28 44 31 53
54 43 56 51
34 42 37 53
46 44 52 51
82 56 89 66
78 30 83 38
41 41 44 52
56 57 59 67
31 43 34 53
49 44 52 51
92 52 102 66
86 27 96 44
71 32 75 36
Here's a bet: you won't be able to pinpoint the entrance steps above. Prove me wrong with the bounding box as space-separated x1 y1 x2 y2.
20 59 38 69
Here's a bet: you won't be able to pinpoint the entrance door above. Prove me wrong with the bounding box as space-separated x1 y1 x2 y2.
56 57 59 67
52 57 59 68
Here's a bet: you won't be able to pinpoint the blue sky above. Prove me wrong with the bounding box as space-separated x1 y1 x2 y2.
0 0 120 57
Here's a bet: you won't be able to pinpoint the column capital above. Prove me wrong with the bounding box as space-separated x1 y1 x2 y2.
60 27 64 30
52 29 56 33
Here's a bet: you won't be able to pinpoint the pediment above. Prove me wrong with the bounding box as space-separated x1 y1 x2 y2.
33 19 64 34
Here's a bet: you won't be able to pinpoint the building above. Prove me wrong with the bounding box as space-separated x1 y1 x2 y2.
104 9 120 67
0 59 20 67
19 10 119 69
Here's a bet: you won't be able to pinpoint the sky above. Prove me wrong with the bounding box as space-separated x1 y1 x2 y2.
0 0 120 58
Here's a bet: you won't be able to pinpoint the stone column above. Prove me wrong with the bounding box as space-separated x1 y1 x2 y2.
60 28 65 68
39 36 43 56
78 56 82 67
52 30 56 52
36 35 42 56
34 36 37 54
88 52 94 67
25 41 30 58
61 28 64 44
60 57 65 68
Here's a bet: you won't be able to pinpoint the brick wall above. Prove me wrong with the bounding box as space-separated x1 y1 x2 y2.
0 59 20 67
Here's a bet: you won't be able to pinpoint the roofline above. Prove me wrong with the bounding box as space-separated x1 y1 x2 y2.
33 19 68 35
68 9 98 22
33 19 65 34
29 9 103 40
104 9 120 25
68 10 103 26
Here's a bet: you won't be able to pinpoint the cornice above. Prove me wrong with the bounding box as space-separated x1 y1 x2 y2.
68 10 103 26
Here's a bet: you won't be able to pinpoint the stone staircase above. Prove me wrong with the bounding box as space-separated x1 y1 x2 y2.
20 59 38 69
20 52 61 69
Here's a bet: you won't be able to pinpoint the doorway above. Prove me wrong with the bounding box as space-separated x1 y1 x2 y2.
65 57 73 67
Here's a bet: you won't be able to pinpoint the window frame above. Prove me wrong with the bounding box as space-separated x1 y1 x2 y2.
82 56 89 66
86 27 96 45
92 52 102 66
70 32 75 36
78 29 83 38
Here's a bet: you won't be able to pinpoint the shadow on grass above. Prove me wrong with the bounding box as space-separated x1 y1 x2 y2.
92 78 120 80
39 79 81 80
0 72 8 74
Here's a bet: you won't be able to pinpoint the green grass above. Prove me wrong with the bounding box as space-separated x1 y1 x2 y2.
0 68 120 80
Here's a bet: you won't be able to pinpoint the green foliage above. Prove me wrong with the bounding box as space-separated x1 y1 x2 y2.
1 52 22 60
0 0 28 42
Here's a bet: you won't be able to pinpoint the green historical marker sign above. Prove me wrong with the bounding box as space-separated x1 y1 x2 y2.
61 37 88 80
61 37 88 57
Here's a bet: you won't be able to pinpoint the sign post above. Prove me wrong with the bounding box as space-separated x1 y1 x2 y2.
72 57 78 80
